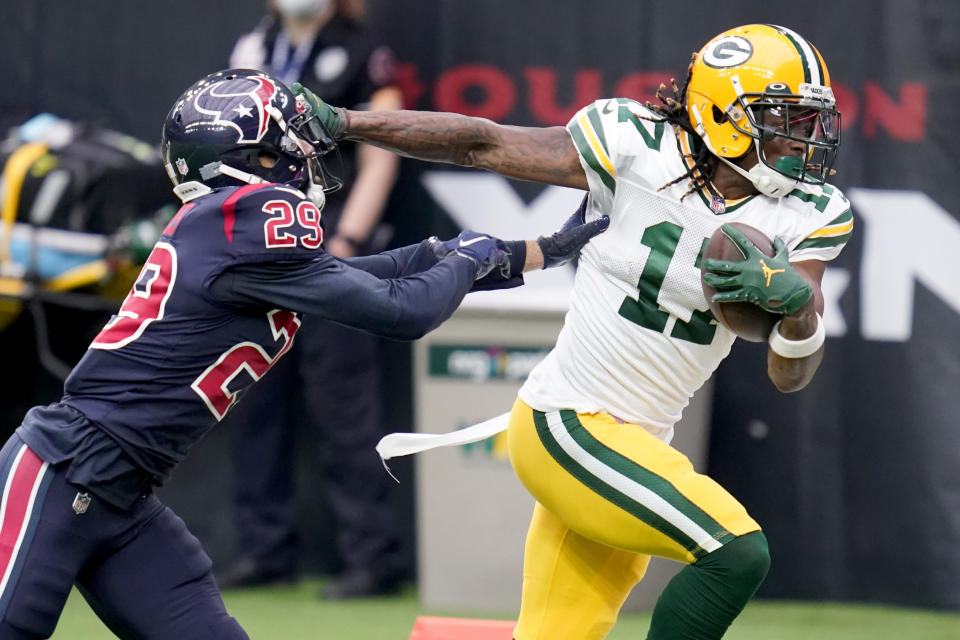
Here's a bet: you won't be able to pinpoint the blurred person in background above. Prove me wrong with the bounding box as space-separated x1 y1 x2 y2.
221 0 407 599
0 67 606 639
302 23 851 640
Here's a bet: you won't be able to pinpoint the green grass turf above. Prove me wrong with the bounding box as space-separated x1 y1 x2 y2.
53 579 960 639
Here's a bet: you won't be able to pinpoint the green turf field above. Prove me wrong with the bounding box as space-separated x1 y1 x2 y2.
54 580 960 639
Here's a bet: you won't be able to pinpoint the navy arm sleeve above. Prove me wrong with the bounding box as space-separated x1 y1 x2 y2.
346 238 525 292
208 248 476 340
340 240 440 278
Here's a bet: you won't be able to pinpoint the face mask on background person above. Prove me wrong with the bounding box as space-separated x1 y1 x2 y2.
275 0 331 18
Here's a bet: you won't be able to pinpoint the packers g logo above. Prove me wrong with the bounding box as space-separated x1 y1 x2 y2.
702 35 753 68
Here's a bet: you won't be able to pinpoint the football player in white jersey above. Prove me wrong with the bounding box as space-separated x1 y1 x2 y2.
297 23 850 640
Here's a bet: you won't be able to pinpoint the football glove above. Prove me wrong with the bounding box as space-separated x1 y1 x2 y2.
537 203 610 269
429 235 521 291
702 223 813 315
450 230 509 280
291 82 346 139
427 235 460 260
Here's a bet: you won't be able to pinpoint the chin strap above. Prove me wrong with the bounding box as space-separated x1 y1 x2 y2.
172 162 266 203
183 161 327 210
716 150 798 198
204 161 267 186
305 184 326 209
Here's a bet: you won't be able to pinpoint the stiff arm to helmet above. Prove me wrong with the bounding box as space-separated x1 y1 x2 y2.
160 69 340 207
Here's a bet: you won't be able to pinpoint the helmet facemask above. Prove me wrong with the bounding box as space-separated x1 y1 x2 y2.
189 99 343 209
731 82 841 188
278 123 343 209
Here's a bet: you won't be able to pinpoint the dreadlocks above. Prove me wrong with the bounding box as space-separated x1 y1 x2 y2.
642 53 718 201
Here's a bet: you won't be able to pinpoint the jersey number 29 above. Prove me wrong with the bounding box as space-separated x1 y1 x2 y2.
91 242 300 420
192 309 301 420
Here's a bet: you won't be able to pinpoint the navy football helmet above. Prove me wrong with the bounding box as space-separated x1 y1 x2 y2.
161 68 340 203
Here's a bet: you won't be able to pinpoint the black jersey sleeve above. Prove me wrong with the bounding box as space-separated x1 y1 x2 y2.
208 243 476 340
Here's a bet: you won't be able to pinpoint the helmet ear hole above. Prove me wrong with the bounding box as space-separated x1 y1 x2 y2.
258 150 279 169
712 105 727 125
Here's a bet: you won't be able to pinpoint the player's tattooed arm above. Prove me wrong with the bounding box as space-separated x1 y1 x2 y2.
290 82 586 188
343 111 588 190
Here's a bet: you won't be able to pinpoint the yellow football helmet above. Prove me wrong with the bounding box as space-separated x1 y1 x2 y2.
686 24 840 197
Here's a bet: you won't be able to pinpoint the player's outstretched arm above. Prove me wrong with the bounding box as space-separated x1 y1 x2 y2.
437 207 610 291
343 206 607 290
292 83 588 189
765 260 826 393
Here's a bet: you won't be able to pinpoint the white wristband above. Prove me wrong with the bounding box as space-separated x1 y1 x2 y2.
768 313 825 359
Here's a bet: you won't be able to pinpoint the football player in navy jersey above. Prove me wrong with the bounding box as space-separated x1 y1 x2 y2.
0 68 607 639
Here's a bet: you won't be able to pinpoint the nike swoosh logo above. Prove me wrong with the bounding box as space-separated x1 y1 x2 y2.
602 100 616 114
460 236 490 247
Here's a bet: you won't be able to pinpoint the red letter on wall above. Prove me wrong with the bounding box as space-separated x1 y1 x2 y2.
525 68 603 126
862 82 927 141
395 62 426 109
434 64 516 120
831 82 858 132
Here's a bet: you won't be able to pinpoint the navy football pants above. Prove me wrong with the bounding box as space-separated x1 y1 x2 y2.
0 436 248 639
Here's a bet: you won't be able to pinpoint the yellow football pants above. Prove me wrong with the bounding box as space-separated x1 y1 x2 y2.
507 398 760 640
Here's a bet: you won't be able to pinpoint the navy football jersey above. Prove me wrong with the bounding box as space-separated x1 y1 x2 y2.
17 182 477 508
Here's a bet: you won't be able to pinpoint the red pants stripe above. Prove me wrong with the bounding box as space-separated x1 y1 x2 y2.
0 445 48 599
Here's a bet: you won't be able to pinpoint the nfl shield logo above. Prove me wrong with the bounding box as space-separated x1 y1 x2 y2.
72 492 92 515
295 94 309 114
176 158 189 176
710 195 726 214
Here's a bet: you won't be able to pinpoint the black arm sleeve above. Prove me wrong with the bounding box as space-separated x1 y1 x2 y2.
208 248 476 340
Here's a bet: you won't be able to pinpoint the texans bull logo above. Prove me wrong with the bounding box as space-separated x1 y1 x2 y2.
192 75 281 143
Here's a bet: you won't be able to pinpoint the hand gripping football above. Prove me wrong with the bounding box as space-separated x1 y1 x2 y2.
700 222 780 342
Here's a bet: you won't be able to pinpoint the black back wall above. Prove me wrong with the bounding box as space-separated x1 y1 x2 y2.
5 0 960 608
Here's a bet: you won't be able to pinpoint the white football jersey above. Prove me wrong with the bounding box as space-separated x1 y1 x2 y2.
518 98 853 443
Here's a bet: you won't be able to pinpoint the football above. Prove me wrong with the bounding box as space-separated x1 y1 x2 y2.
700 222 779 342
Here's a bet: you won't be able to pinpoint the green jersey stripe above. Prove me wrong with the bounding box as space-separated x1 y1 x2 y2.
532 411 707 556
721 196 757 213
585 106 609 158
795 232 852 250
806 208 854 240
828 209 853 225
568 123 616 193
